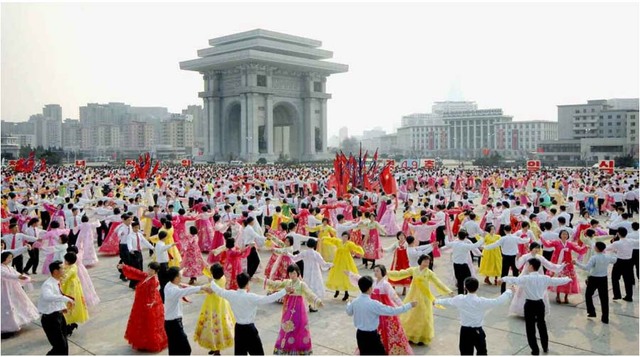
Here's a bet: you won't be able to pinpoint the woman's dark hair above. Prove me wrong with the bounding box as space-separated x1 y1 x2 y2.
417 254 431 266
64 252 77 264
1 251 12 263
286 264 301 276
148 262 160 272
236 272 250 289
66 246 79 254
284 236 294 246
166 266 181 282
189 226 198 235
60 234 69 244
373 264 387 277
225 238 235 249
211 263 224 280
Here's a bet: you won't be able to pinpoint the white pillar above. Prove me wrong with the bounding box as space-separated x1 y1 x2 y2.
266 95 274 155
320 99 327 154
303 97 313 157
240 94 247 156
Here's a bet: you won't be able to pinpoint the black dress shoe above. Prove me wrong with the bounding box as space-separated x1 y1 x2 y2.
623 297 633 302
602 319 609 324
612 297 621 300
342 292 349 301
587 314 596 318
334 290 339 298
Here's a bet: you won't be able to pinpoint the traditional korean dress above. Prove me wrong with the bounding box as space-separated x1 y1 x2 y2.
324 237 364 292
121 265 168 352
290 250 332 299
307 224 337 262
194 276 235 352
1 261 39 333
379 203 401 237
74 221 100 266
266 278 321 355
98 222 122 256
387 266 452 345
265 246 295 293
541 239 588 295
75 251 100 308
211 246 252 290
196 213 215 252
180 233 207 279
40 228 71 274
61 264 89 324
478 233 502 278
385 241 412 288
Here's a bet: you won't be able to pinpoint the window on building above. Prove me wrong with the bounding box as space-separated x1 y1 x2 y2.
599 116 603 119
591 108 595 112
616 115 621 119
313 81 322 92
575 110 580 114
631 115 636 119
583 109 587 113
608 122 612 126
257 75 267 87
608 115 612 119
617 122 621 126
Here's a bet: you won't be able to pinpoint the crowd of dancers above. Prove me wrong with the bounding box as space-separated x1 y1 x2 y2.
1 164 638 355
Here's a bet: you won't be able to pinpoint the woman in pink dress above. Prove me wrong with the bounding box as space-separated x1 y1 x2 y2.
379 199 401 237
196 207 216 253
172 209 197 253
210 234 252 290
40 221 70 274
541 229 588 304
1 248 40 337
264 235 296 294
73 216 100 266
293 204 311 236
180 226 208 285
98 220 122 256
360 212 387 268
348 265 413 355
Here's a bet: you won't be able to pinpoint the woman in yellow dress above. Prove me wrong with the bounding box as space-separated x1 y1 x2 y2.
194 263 235 355
149 220 182 268
61 252 89 334
306 218 337 262
325 232 364 301
478 224 502 285
387 254 453 346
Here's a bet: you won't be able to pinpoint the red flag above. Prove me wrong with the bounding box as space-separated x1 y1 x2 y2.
151 161 160 176
39 159 47 173
379 164 397 194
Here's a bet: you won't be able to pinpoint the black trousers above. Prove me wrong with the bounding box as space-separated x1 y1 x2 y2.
41 312 68 355
524 299 547 355
459 326 487 355
164 318 191 355
293 250 304 278
41 211 51 230
129 251 143 288
454 263 472 295
67 230 78 246
23 246 40 274
247 246 260 277
118 244 130 279
352 206 359 219
585 276 609 323
96 220 108 247
541 250 553 274
498 224 507 236
159 262 169 303
597 199 605 214
500 254 518 293
12 254 24 274
633 249 639 279
612 258 634 300
356 330 386 355
234 323 265 355
263 216 273 232
436 226 446 247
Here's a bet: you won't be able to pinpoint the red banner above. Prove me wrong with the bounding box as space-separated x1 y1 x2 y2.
598 160 614 174
75 160 86 167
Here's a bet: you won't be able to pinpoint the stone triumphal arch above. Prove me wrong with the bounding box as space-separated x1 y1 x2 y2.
180 29 348 162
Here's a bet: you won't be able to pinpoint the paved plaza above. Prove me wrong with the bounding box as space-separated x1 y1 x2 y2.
2 231 638 356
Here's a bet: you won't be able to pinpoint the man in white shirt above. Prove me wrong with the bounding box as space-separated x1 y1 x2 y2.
116 214 133 281
38 260 75 355
435 277 514 355
442 231 485 294
163 267 212 355
606 227 635 302
406 236 436 268
261 197 275 230
484 225 530 293
1 223 38 273
126 221 154 289
240 217 267 277
346 275 416 355
500 258 571 355
210 271 291 355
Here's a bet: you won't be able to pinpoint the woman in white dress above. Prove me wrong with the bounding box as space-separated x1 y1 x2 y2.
1 247 40 337
289 239 332 312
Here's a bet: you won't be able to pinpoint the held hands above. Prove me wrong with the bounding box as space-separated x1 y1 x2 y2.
285 286 295 295
410 301 418 307
117 263 124 270
18 274 28 280
200 285 214 294
509 286 516 293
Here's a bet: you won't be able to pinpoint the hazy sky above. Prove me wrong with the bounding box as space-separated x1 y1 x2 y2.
2 2 639 137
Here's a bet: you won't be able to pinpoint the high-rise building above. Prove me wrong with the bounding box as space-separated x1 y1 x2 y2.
43 104 62 122
121 121 154 151
61 119 82 150
28 114 62 149
80 102 131 126
161 115 194 150
182 105 204 149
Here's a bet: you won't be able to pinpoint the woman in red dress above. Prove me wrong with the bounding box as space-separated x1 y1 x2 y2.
118 262 168 352
210 233 251 290
386 232 412 295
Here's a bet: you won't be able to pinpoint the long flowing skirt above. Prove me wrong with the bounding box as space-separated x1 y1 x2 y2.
374 292 413 355
76 263 100 308
400 289 434 345
273 295 313 355
390 248 412 287
478 248 502 277
363 230 383 260
379 211 401 237
193 294 235 351
508 286 550 316
98 223 121 256
197 220 215 252
1 279 40 333
550 264 580 295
